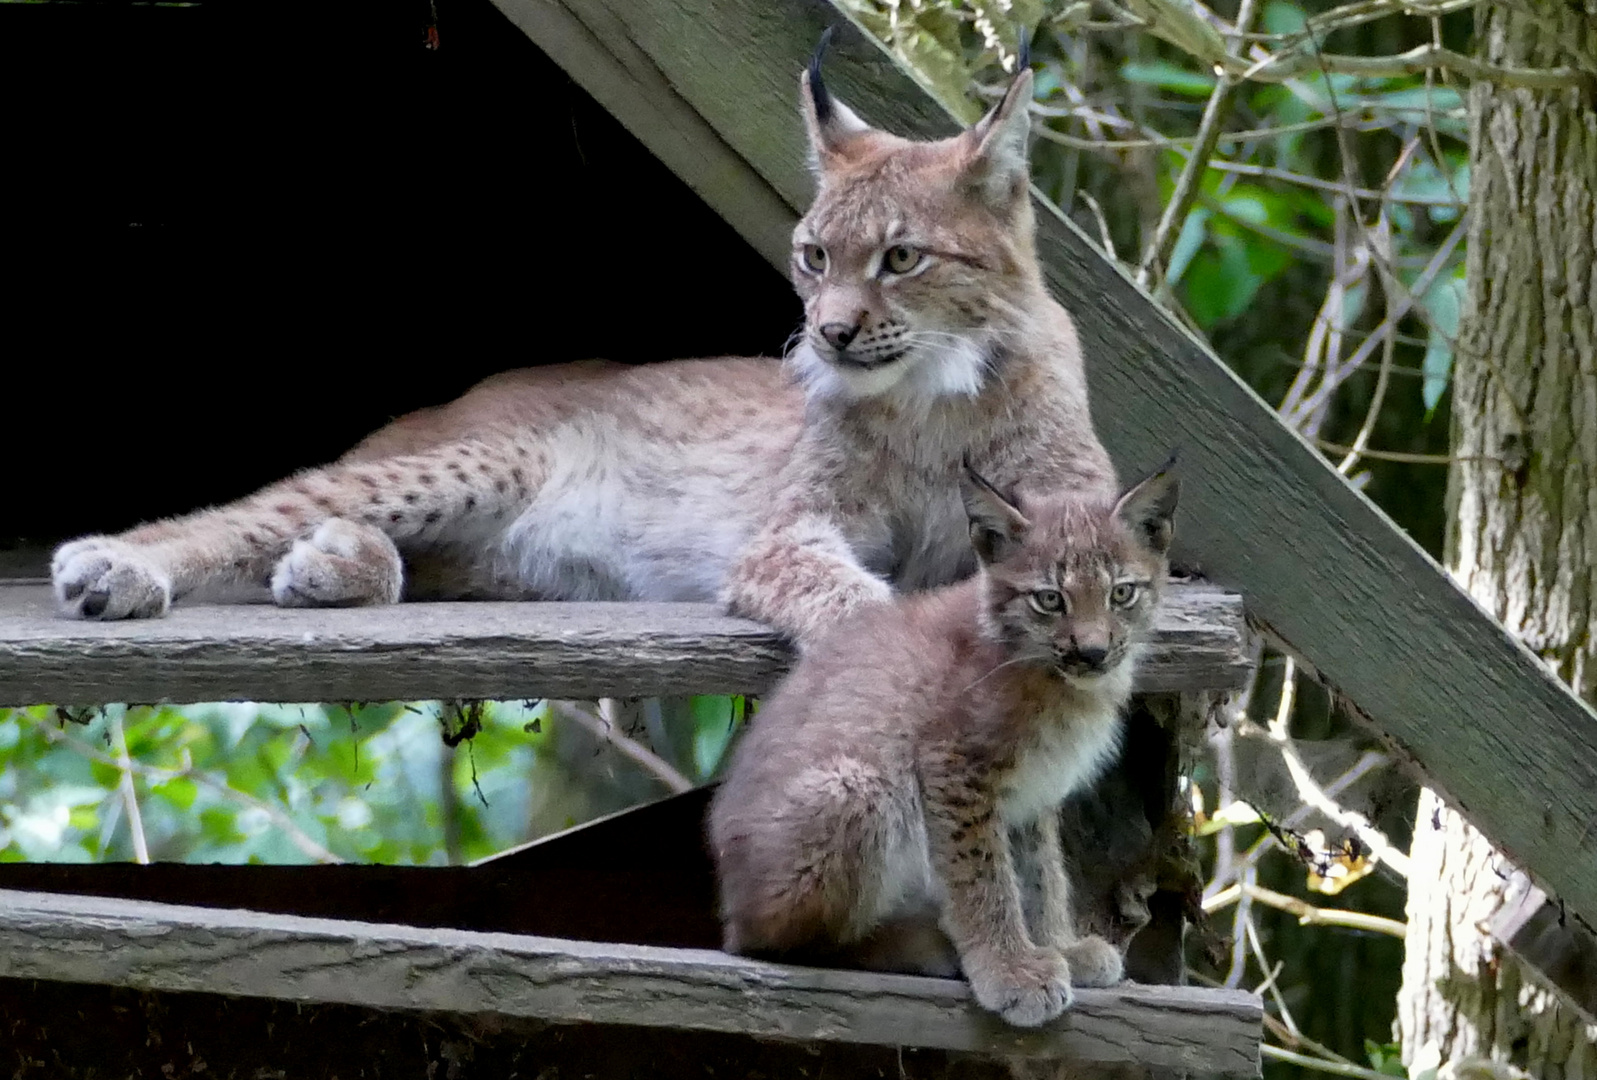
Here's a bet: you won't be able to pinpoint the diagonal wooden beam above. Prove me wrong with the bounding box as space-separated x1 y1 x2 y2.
488 0 1597 926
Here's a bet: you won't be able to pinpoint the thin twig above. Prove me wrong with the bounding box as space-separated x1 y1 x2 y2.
1205 881 1409 936
1201 158 1465 206
1225 865 1255 988
1246 913 1301 1036
1236 42 1593 92
1337 283 1399 474
1261 1013 1358 1066
109 711 149 865
1136 0 1259 287
1077 191 1119 261
1264 1044 1402 1080
550 702 693 794
1316 441 1497 464
1288 218 1466 426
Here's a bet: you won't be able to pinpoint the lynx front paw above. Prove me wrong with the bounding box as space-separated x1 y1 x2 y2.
270 519 403 608
51 538 172 620
1062 934 1124 988
967 948 1074 1027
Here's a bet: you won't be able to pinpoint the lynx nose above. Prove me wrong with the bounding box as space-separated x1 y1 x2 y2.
1072 645 1109 671
820 321 860 350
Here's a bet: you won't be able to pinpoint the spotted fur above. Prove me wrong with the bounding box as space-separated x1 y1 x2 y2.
52 46 1114 645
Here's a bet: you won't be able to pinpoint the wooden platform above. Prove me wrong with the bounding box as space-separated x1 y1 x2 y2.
0 886 1261 1074
0 581 1251 706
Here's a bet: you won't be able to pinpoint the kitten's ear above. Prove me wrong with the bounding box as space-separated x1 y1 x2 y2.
800 27 872 174
960 457 1031 564
962 31 1035 212
1114 452 1181 556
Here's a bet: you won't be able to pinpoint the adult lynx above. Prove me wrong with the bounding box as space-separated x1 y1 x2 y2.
52 36 1114 645
710 462 1179 1026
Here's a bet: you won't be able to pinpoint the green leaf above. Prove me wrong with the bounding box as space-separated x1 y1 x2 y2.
1120 60 1216 97
1260 0 1307 35
153 776 199 811
1421 270 1467 416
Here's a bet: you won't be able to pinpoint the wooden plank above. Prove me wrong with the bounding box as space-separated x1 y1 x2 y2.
0 581 1249 706
0 887 1262 1073
490 0 1597 929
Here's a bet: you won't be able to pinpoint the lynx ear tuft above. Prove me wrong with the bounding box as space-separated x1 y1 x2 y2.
962 33 1035 212
1114 453 1180 556
800 26 872 173
960 456 1031 565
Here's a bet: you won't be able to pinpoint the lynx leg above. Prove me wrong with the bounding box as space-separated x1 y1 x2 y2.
921 761 1073 1027
270 519 403 608
51 439 539 619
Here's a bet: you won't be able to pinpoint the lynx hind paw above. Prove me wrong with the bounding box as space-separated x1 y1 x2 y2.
51 538 172 620
969 949 1074 1028
1063 935 1124 988
270 519 403 608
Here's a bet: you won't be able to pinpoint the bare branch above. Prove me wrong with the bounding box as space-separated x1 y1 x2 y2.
549 701 693 794
1206 881 1409 937
109 710 149 865
1237 42 1593 93
1265 1044 1405 1080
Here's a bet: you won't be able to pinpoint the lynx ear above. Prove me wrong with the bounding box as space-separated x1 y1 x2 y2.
1114 453 1181 556
960 458 1031 565
800 26 872 173
963 31 1035 212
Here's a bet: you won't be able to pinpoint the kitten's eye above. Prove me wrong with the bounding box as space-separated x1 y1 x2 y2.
883 245 923 275
799 244 828 274
1110 582 1139 607
1029 589 1065 615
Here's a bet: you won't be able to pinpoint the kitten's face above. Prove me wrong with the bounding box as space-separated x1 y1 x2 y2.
787 57 1038 405
964 468 1179 685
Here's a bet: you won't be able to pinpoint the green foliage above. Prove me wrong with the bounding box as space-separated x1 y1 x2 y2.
0 698 746 866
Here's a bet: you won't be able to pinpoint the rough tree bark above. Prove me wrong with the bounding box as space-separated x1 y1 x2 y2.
1397 2 1597 1075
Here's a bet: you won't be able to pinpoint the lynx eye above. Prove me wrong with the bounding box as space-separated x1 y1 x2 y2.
799 244 828 274
883 244 923 275
1110 582 1140 607
1029 589 1066 615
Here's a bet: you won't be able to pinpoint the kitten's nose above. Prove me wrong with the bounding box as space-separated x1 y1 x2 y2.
1072 645 1109 670
820 321 860 350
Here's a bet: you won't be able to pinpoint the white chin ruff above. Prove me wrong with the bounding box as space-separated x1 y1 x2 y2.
787 335 990 407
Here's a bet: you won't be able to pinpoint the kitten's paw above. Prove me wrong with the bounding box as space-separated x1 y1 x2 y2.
968 949 1074 1027
1062 935 1123 988
270 519 403 608
51 538 172 620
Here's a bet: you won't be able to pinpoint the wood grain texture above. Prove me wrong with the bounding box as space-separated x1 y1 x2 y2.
0 888 1261 1073
0 582 1248 706
485 0 1597 927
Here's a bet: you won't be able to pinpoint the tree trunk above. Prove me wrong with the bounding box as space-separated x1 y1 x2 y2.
1397 2 1597 1074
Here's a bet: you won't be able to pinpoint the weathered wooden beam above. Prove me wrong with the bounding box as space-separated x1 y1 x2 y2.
0 581 1249 706
486 0 1597 928
0 888 1261 1073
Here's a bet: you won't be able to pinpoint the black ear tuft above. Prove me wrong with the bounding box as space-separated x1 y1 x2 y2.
1015 25 1031 74
960 457 1031 565
1113 453 1181 556
809 26 838 124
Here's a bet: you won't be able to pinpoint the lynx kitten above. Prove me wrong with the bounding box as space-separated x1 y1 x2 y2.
710 460 1179 1027
51 35 1113 650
